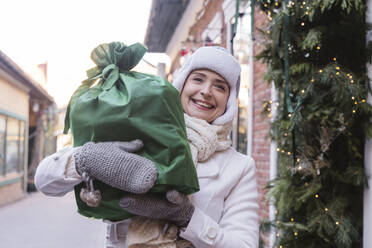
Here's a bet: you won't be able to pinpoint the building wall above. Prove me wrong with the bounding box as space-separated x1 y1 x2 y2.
0 76 29 206
0 77 29 117
252 7 271 246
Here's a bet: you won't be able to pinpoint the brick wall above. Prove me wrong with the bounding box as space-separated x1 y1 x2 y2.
252 7 271 247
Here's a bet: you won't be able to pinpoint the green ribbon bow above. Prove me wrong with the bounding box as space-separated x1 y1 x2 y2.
84 42 147 90
64 42 147 134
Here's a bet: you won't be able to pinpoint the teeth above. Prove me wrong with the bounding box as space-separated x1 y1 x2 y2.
194 100 213 108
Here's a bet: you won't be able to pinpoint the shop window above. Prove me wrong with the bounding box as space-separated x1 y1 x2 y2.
19 121 25 172
6 117 20 173
0 115 5 175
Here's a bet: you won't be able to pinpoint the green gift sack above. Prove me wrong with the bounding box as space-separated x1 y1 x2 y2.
64 42 199 221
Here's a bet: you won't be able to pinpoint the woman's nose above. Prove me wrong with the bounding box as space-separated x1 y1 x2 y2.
200 85 212 96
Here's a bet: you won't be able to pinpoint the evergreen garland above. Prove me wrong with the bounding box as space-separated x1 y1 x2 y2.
255 0 372 247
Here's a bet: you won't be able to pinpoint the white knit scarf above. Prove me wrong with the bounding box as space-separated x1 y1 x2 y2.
126 114 233 248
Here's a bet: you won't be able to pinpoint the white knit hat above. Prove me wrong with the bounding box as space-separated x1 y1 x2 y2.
172 46 241 125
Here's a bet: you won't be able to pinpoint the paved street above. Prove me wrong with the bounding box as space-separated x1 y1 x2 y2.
0 191 107 248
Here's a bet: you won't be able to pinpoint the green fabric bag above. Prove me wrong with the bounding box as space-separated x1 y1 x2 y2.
64 42 199 221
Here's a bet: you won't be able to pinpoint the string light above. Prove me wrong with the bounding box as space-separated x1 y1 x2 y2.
297 158 300 162
298 165 302 170
294 232 298 236
325 208 328 211
350 80 354 84
277 233 280 237
284 133 288 136
291 218 294 222
287 151 291 155
354 101 358 105
316 46 321 50
319 69 323 73
362 99 366 103
267 30 271 34
352 96 355 100
315 194 319 198
275 2 279 6
333 57 337 61
288 113 292 117
352 110 356 114
336 66 340 70
301 22 305 26
282 150 285 153
277 220 280 224
301 89 305 94
335 221 339 225
336 72 339 75
311 79 315 83
277 148 280 152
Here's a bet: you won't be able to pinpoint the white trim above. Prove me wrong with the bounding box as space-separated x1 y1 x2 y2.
166 0 205 62
364 2 372 246
269 82 279 247
223 0 236 23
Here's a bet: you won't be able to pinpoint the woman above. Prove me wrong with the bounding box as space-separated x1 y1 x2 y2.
35 46 259 248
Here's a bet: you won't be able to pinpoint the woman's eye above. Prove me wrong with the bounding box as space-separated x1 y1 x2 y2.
193 77 203 82
215 84 226 91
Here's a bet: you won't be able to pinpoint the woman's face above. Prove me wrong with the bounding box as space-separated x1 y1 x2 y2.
180 69 230 123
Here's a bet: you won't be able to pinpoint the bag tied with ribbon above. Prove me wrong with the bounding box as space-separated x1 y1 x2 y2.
64 42 199 221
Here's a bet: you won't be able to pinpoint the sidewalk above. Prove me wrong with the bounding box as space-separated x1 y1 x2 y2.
0 191 107 248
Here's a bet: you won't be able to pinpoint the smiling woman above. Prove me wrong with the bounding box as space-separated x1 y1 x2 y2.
180 69 230 123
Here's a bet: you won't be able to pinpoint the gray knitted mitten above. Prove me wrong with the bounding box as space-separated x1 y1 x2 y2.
74 140 157 194
119 189 195 227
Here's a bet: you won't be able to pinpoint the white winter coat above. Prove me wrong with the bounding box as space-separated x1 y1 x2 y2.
34 146 259 248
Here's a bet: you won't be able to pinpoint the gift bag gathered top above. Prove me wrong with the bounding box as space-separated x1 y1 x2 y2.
64 42 199 221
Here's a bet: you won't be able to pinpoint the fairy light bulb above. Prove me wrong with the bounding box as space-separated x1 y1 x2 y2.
362 99 366 103
288 113 292 117
317 46 321 50
301 89 305 94
325 208 328 211
277 233 280 237
353 110 356 114
352 96 355 100
281 150 285 153
336 221 339 225
294 232 298 236
291 218 294 222
301 22 305 26
311 79 315 83
287 151 291 155
319 69 323 73
315 194 319 198
297 158 300 162
333 57 337 61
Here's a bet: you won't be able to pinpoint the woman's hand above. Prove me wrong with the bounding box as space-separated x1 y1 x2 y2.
120 189 195 227
74 140 157 194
